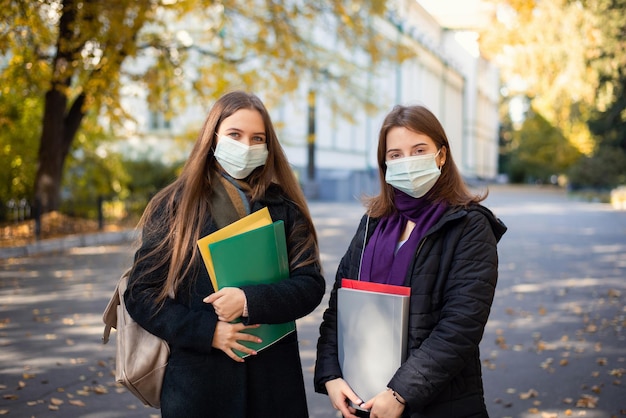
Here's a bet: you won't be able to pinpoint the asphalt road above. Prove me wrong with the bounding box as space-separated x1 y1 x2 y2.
0 185 625 418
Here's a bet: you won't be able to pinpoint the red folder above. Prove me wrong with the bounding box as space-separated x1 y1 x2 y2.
341 278 410 296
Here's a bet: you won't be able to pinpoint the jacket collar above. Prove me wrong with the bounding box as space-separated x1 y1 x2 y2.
367 204 507 244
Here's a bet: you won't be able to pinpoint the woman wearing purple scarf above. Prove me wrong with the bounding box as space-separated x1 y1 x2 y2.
315 105 507 418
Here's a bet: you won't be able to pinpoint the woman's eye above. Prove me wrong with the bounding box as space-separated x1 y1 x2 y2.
228 132 240 139
252 136 266 143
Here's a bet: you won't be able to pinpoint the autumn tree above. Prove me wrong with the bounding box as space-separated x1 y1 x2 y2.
508 107 582 184
479 0 598 155
480 0 626 187
1 0 404 214
584 0 626 152
0 82 41 213
569 0 626 189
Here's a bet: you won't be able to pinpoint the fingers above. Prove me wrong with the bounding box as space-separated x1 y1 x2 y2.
234 327 262 344
224 343 257 362
362 389 404 418
361 399 374 410
203 293 218 304
225 349 246 363
325 378 363 418
337 404 359 418
212 321 263 362
222 331 260 362
204 288 245 320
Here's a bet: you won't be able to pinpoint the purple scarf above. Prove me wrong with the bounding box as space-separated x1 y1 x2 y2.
360 190 448 285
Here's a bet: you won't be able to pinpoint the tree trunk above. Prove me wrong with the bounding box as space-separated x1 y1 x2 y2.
33 0 86 214
33 90 86 213
33 91 66 213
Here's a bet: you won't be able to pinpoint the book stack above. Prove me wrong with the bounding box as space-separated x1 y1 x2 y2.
197 207 295 358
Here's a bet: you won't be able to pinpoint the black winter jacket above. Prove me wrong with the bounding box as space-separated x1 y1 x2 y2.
125 185 325 418
315 204 506 418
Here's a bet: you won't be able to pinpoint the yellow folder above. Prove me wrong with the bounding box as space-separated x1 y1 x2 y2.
197 207 272 290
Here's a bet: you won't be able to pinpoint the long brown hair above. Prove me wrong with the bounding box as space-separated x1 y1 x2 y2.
135 91 319 303
365 105 486 217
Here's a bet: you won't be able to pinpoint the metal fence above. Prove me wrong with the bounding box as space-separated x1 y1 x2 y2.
5 198 31 223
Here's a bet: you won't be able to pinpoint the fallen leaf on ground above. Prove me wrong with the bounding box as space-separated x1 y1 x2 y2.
519 389 539 400
92 385 108 394
575 394 598 408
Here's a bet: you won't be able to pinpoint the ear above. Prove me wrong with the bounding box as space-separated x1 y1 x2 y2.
438 146 447 168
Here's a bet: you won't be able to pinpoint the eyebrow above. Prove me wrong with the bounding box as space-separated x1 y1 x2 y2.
386 143 428 153
224 127 266 136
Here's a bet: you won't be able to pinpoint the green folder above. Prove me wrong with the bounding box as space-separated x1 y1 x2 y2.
209 220 295 357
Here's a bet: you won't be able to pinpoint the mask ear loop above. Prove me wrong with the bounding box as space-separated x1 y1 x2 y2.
436 148 445 169
211 132 221 156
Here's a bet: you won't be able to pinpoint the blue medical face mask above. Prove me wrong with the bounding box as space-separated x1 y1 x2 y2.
214 135 268 179
384 151 441 198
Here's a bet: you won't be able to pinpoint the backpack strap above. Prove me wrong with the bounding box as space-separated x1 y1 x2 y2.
102 269 130 344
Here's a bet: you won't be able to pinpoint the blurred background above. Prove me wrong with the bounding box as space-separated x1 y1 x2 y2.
1 0 625 245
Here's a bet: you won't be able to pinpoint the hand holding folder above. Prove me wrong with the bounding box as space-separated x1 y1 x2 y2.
338 279 410 407
197 208 295 358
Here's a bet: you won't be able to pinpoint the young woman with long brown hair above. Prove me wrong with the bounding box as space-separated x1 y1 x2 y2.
315 104 507 418
125 91 325 417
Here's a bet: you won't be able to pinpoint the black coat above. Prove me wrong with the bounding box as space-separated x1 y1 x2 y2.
125 185 325 418
315 204 507 418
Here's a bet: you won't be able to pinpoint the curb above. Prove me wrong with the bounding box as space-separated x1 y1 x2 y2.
0 229 138 260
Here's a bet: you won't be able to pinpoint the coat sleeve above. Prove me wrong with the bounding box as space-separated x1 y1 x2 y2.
239 200 326 326
388 210 499 410
313 214 369 394
124 207 218 354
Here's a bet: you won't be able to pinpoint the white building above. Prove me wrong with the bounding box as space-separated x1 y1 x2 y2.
118 0 501 201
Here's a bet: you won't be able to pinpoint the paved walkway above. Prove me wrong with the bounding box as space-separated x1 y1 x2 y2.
0 185 625 417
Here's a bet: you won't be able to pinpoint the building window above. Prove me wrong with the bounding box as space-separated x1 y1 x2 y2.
148 110 171 131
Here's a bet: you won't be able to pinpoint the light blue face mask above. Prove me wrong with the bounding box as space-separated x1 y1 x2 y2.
384 151 441 198
214 135 268 179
